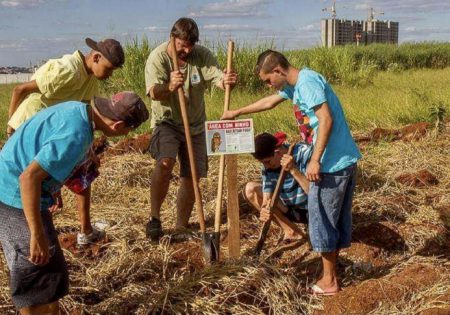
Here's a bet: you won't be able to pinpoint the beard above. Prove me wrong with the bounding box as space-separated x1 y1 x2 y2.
178 51 188 61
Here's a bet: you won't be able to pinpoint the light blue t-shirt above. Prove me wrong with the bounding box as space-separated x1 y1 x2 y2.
262 143 312 207
0 101 93 211
279 68 361 173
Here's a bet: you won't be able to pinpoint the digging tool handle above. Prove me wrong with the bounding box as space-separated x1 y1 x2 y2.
169 37 206 233
255 143 296 255
214 40 234 234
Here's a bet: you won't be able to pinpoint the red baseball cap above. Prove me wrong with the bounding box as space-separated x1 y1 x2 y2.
94 92 149 129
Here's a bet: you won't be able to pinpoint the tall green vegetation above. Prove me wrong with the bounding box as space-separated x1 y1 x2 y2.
102 38 450 95
2 40 449 141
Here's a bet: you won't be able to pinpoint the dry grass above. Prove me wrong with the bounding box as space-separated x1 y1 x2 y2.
0 126 449 314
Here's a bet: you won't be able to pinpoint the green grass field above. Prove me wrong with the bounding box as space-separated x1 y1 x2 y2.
1 66 449 141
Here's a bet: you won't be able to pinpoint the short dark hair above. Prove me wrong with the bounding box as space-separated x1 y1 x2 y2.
254 49 290 75
252 133 278 160
171 18 199 44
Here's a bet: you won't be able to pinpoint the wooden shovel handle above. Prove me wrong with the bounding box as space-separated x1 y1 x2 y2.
255 143 296 255
169 37 206 233
214 40 234 233
269 143 296 208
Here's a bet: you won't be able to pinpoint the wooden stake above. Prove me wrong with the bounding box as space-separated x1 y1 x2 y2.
223 40 240 258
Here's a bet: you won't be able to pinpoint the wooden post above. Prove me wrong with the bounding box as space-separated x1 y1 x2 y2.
224 40 240 258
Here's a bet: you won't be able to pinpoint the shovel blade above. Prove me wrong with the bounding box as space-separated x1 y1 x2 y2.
202 232 220 263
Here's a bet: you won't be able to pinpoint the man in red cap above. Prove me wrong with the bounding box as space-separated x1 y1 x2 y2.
244 132 311 241
0 91 148 315
6 37 125 246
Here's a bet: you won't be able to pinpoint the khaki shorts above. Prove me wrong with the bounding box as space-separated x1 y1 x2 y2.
150 123 208 178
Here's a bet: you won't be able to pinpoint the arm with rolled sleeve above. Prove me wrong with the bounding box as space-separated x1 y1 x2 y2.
145 52 172 101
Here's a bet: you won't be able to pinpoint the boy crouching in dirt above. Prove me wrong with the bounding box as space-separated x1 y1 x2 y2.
244 132 311 242
0 92 148 315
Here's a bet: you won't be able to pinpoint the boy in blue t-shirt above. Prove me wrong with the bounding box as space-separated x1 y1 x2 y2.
223 50 361 296
0 92 148 314
244 132 311 241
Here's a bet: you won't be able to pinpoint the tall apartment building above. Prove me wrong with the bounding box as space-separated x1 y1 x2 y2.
321 18 399 47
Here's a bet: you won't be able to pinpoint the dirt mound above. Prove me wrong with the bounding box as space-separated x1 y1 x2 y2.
92 135 109 155
58 233 109 258
355 122 430 143
437 205 450 228
103 133 151 157
170 241 205 271
353 222 406 251
395 169 439 187
421 308 450 315
342 243 384 267
323 264 443 314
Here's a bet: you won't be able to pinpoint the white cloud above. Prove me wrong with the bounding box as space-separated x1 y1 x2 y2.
1 0 44 8
350 0 450 14
0 42 24 49
300 24 317 32
144 26 168 32
403 26 450 35
189 0 272 18
354 4 370 10
203 24 259 31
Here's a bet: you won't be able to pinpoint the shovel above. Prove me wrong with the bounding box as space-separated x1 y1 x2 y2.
209 40 235 262
169 37 210 261
254 143 307 256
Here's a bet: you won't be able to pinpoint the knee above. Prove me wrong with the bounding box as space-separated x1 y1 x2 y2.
244 182 259 201
157 158 175 175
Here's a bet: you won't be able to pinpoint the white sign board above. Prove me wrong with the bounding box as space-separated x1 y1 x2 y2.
205 119 255 156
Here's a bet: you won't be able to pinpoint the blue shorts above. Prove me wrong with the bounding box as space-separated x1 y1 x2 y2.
308 164 357 252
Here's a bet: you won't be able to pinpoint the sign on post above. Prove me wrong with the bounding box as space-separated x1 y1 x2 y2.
205 119 255 156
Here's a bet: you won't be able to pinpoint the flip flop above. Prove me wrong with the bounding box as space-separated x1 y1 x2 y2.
307 284 340 296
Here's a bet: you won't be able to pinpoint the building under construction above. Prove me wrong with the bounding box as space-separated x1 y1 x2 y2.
321 4 399 47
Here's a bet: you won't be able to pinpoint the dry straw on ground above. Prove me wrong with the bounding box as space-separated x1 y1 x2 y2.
0 126 449 314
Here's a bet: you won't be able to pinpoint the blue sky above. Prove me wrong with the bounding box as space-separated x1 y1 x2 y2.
1 0 450 66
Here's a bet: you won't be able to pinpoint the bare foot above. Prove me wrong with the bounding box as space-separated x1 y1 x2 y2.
313 277 340 294
283 232 303 241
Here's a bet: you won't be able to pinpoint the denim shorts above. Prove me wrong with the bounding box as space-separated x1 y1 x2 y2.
308 163 357 252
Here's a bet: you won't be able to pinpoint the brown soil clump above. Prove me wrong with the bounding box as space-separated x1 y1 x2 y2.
353 222 406 251
104 133 151 157
92 135 109 155
437 205 450 228
420 308 450 315
58 233 109 258
355 122 430 143
170 241 205 271
323 264 443 314
395 169 439 187
342 243 384 267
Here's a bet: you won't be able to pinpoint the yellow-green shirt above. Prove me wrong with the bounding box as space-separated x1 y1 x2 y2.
145 41 223 135
8 50 99 130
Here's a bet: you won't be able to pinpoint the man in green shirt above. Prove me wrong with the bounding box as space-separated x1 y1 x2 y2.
144 17 237 240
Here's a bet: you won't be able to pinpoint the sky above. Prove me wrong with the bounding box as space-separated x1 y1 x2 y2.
1 0 450 66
